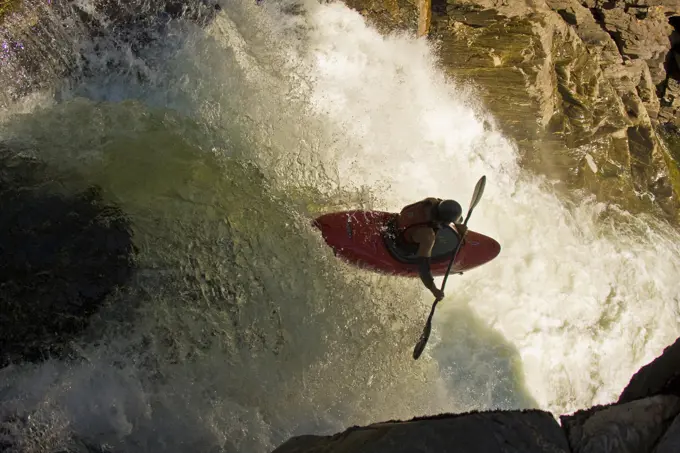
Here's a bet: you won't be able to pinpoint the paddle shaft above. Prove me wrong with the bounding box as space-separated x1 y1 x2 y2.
439 207 473 292
419 213 473 334
413 219 467 356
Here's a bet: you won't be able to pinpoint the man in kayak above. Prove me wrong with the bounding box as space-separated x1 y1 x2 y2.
395 198 468 300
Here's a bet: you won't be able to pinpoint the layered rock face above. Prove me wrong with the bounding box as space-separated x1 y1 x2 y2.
345 0 680 223
271 337 680 453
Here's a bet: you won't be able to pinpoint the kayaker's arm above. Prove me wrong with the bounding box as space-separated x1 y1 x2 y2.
418 258 439 295
411 227 444 299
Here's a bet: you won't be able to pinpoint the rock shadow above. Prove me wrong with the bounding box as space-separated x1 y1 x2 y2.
0 148 136 368
666 16 680 81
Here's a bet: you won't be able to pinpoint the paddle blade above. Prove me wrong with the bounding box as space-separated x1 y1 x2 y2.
413 320 432 360
468 175 486 212
413 299 440 360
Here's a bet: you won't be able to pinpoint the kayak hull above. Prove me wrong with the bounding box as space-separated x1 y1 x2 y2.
313 210 501 277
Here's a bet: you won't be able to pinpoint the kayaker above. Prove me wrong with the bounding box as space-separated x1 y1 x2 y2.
395 198 468 300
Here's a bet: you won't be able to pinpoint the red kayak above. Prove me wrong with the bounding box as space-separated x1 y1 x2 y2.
313 210 501 277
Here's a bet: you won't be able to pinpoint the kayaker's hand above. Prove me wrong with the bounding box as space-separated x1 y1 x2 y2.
456 224 468 238
432 288 445 301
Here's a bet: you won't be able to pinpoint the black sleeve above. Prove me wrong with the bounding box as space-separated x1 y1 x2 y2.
418 257 437 293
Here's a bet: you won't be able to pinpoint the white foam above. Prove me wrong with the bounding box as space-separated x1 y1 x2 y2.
2 2 680 451
239 0 680 414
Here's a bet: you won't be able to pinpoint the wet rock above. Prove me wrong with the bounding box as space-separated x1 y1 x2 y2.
0 410 116 453
0 2 79 104
0 149 136 367
0 0 221 105
435 7 679 216
597 5 673 83
271 410 571 453
659 78 680 128
443 4 506 28
655 413 680 453
342 0 420 34
76 0 221 35
546 0 623 64
584 5 680 129
603 57 659 119
618 336 680 404
560 395 680 453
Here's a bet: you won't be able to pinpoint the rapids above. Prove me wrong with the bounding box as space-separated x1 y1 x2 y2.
1 0 679 452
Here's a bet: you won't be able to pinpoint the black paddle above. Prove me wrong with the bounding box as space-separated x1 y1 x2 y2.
412 175 487 360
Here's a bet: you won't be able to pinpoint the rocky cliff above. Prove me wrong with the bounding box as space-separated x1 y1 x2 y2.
272 337 680 453
345 0 680 223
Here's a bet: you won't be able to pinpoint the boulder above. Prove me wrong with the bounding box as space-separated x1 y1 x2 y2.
618 336 680 404
655 413 680 453
560 395 680 453
271 410 571 453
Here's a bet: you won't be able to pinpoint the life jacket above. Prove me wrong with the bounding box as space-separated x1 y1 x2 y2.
396 198 441 243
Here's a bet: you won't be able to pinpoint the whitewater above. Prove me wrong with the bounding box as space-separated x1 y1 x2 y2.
1 0 680 452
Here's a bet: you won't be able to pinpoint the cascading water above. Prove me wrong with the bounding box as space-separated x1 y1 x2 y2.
1 0 679 452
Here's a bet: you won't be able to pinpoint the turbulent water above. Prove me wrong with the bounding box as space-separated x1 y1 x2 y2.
1 0 680 452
